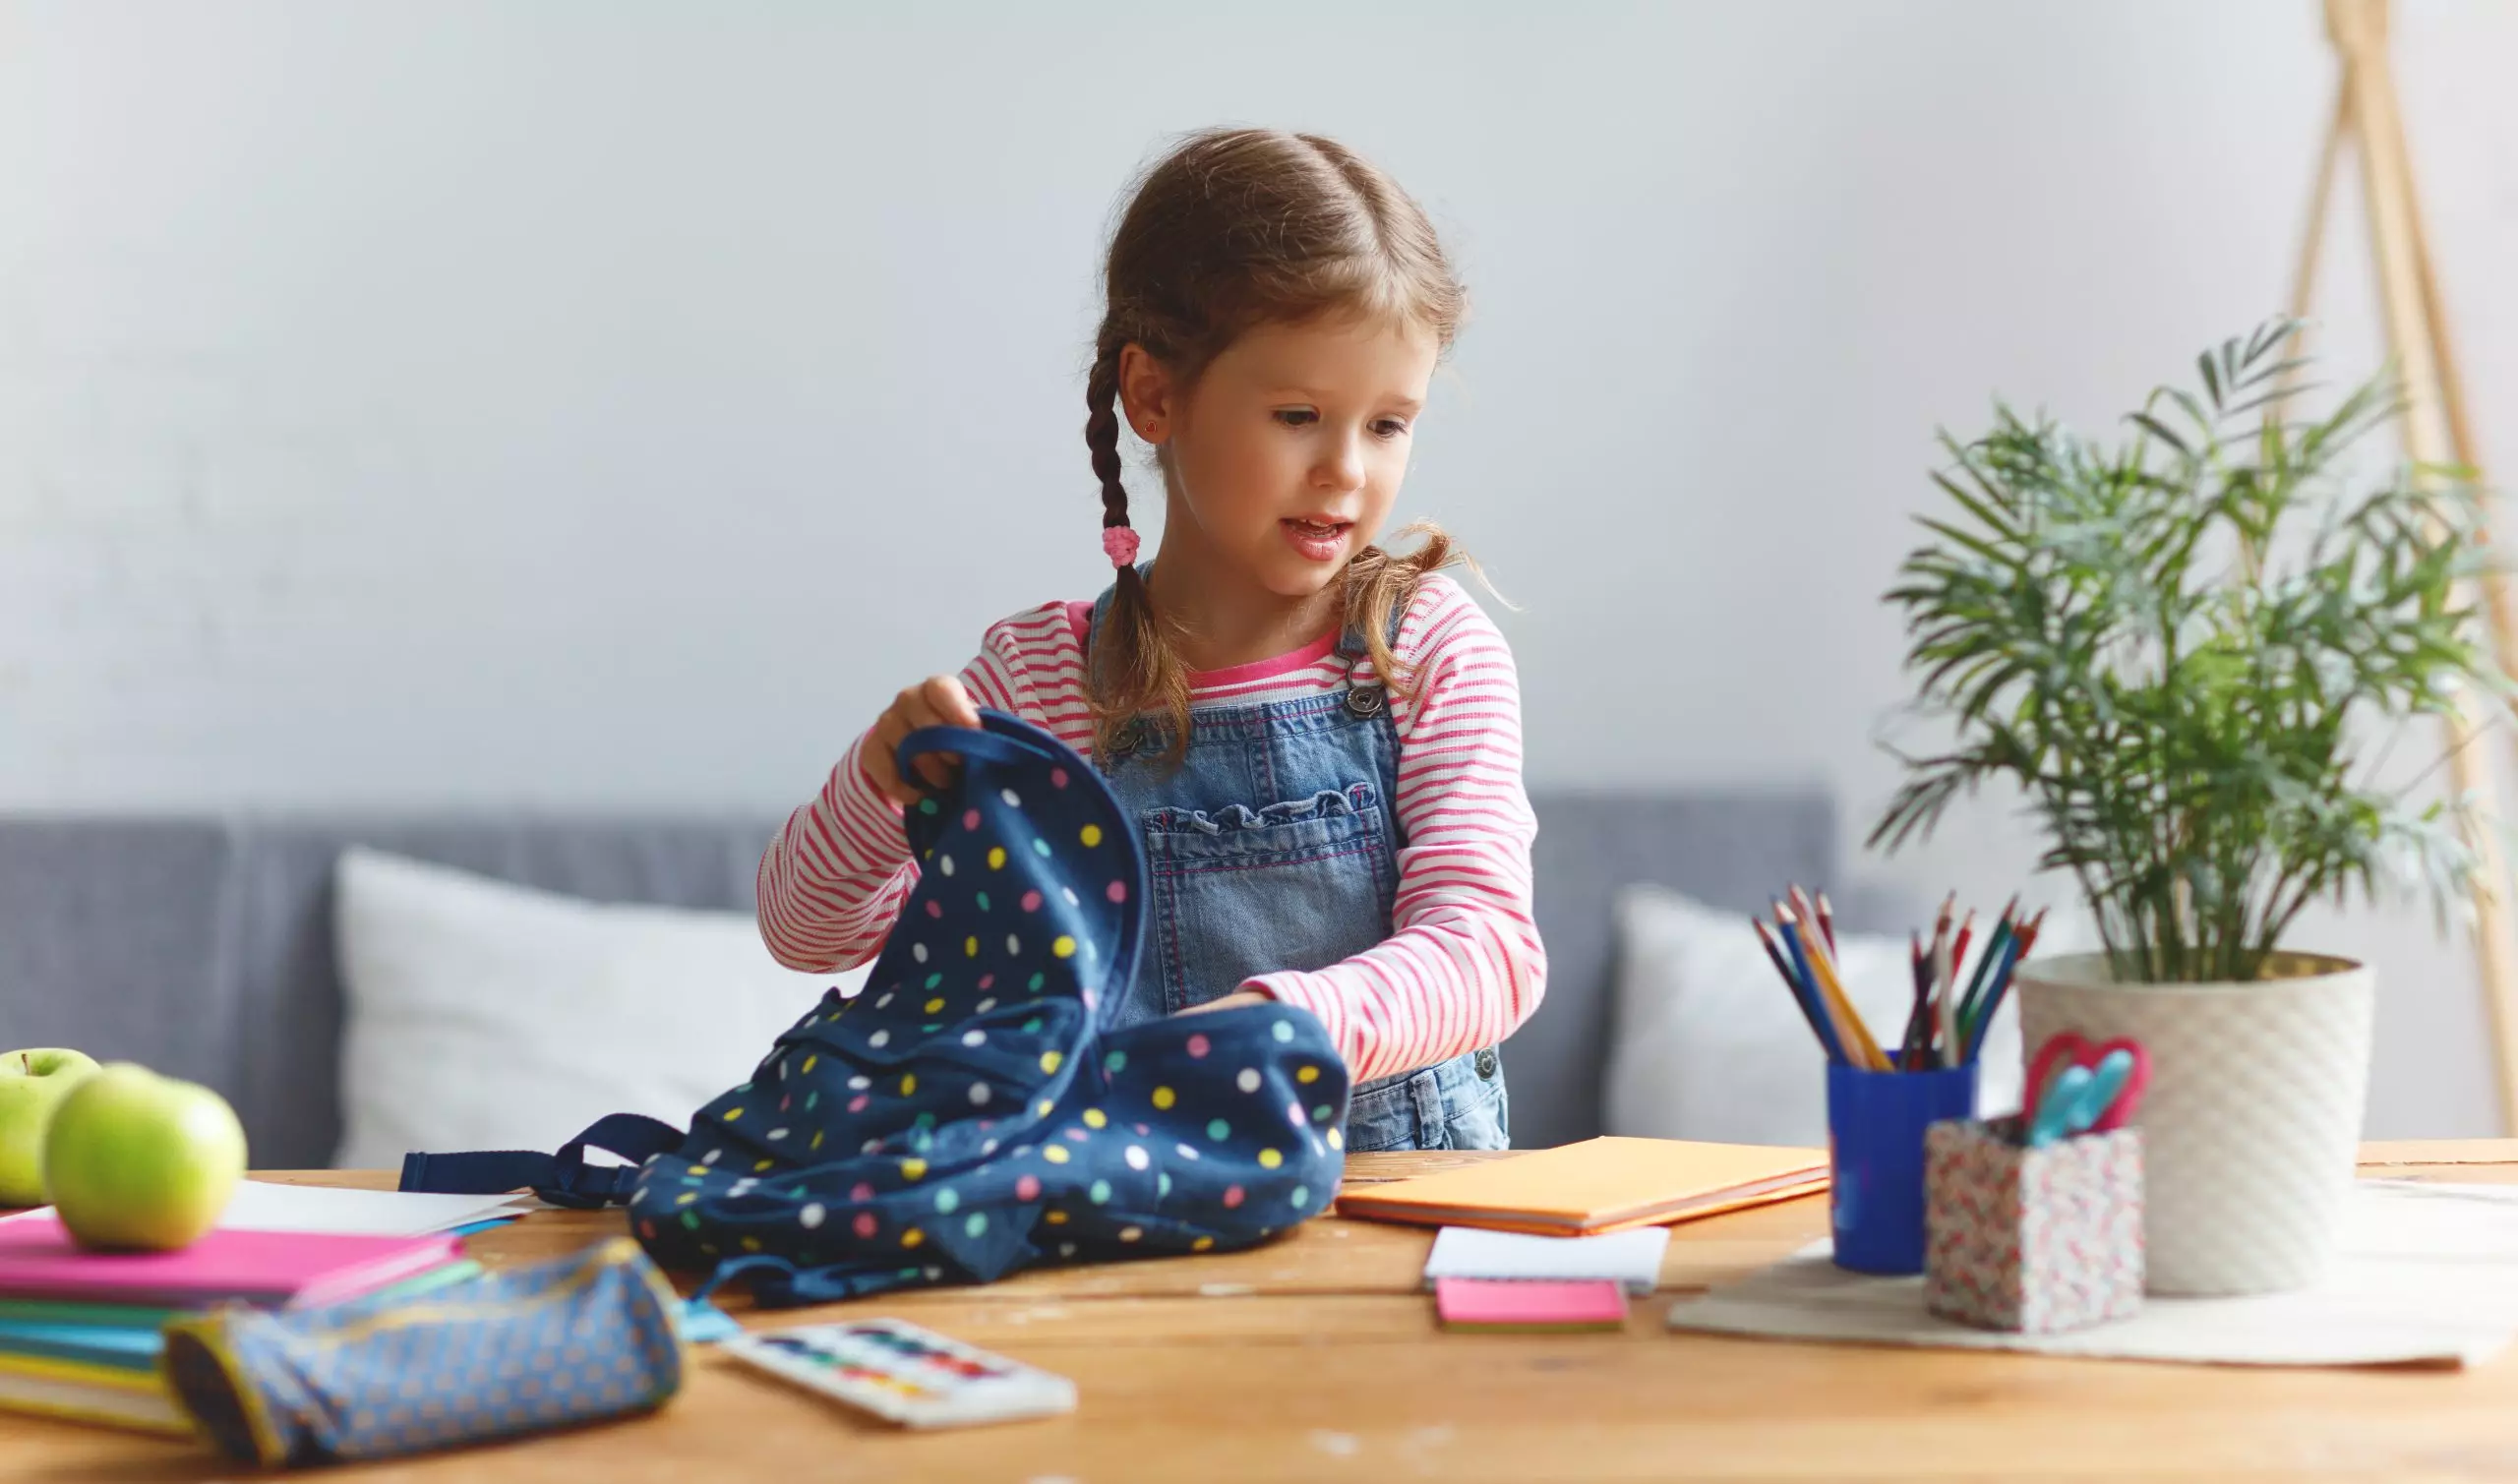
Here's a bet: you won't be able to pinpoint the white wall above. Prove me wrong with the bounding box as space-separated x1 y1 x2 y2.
5 1 2515 1134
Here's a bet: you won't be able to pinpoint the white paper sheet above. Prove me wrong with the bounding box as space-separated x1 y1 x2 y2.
1423 1225 1671 1295
210 1181 538 1236
1665 1179 2518 1368
0 1180 536 1236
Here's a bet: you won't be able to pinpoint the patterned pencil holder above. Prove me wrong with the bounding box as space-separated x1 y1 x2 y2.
1923 1117 2143 1335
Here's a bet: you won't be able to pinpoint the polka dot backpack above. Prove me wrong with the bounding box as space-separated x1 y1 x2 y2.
404 710 1354 1306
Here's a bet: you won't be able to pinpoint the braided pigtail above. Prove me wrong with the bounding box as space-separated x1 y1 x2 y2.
1084 328 1192 763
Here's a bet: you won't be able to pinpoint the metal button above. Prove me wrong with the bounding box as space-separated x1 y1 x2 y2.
1474 1048 1498 1080
1345 684 1386 719
1109 718 1145 756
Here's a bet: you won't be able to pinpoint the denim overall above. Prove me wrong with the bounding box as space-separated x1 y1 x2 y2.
1089 587 1509 1153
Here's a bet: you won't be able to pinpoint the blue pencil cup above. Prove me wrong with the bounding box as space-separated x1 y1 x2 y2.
1827 1062 1977 1275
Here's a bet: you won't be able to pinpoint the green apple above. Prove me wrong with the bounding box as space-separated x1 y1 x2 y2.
43 1063 246 1252
0 1049 102 1206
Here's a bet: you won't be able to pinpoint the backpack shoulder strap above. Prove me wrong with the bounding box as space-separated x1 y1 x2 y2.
398 1112 685 1210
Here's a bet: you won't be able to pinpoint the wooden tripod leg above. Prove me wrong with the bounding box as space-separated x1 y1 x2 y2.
2282 84 2352 372
2330 0 2518 1132
2246 80 2353 585
2395 78 2518 715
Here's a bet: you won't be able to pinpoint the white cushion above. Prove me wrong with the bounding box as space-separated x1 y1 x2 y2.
1603 886 2026 1148
330 848 867 1170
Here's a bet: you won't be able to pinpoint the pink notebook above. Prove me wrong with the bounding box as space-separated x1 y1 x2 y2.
0 1217 458 1307
1434 1277 1627 1334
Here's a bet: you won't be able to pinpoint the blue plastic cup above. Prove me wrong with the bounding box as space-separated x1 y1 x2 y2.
1826 1061 1978 1275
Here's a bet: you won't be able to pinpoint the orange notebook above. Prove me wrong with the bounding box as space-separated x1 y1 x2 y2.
1335 1137 1829 1235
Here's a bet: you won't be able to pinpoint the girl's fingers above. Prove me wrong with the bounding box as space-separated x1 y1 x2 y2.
922 676 981 729
860 678 980 809
897 679 972 794
896 704 956 792
1176 990 1272 1017
913 751 957 791
859 717 919 808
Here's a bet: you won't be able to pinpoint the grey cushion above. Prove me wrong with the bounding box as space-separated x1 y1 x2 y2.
0 817 779 1169
1514 791 1837 1151
0 818 242 1105
0 791 1839 1166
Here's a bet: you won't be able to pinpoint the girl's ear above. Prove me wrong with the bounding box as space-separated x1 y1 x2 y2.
1116 342 1174 445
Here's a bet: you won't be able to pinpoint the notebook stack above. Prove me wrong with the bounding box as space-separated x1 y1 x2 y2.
1341 1138 1831 1337
0 1183 530 1435
1337 1136 1829 1235
1424 1226 1671 1334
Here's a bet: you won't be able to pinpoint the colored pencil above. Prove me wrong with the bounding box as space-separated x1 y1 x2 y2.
1961 933 2024 1064
1787 907 1888 1070
1773 914 1852 1066
1786 903 1868 1064
1787 886 1827 954
1898 929 1933 1069
1924 893 1955 1068
1759 884 2047 1075
1772 907 1853 1058
1771 909 1835 1047
1753 918 1838 1063
1750 916 1798 995
1963 908 2047 1063
1935 933 1957 1067
1954 898 2019 1033
1947 905 1976 1065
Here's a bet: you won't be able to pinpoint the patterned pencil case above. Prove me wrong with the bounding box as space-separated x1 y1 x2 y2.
1923 1116 2144 1335
160 1236 685 1468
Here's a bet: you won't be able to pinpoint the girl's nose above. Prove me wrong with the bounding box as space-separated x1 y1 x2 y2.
1312 432 1366 492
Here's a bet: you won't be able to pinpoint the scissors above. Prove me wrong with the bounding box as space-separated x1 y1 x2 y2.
2022 1033 2150 1145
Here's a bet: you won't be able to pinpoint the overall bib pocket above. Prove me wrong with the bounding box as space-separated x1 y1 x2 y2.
1138 783 1399 1017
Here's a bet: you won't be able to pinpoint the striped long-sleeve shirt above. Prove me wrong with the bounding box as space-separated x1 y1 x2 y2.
756 572 1544 1084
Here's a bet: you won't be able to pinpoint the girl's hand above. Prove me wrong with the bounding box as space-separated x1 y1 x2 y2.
1176 989 1272 1017
860 676 982 808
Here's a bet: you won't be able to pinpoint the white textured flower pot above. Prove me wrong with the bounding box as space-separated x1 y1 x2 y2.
2015 952 2372 1297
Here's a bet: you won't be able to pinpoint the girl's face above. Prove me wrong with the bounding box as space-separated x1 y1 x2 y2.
1124 314 1439 602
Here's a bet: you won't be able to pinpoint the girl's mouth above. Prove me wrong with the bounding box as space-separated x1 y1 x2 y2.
1281 517 1353 563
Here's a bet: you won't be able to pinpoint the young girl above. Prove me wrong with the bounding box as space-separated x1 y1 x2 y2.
758 128 1543 1153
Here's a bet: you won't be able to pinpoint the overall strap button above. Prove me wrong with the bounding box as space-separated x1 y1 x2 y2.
1473 1047 1498 1080
1344 684 1386 719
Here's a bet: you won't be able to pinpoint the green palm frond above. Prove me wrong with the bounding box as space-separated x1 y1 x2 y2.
1871 319 2509 982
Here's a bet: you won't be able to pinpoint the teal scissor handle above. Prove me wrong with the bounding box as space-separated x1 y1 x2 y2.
2025 1049 2138 1148
2025 1064 2092 1148
2068 1049 2137 1137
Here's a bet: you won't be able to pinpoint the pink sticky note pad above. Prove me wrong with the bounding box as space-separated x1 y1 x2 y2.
1434 1276 1627 1332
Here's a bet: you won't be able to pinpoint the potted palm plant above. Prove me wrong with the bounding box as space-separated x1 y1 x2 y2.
1872 321 2510 1296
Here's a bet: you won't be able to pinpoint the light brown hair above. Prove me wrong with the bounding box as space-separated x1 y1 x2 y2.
1084 127 1471 761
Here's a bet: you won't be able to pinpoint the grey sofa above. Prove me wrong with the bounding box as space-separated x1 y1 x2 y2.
0 791 1846 1169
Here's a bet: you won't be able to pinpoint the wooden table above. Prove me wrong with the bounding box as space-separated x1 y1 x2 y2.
16 1142 2518 1481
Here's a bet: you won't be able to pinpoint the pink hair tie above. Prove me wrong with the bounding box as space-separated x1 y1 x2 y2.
1102 526 1141 567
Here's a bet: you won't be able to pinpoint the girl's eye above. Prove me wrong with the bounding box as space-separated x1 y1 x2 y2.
1372 419 1411 439
1274 409 1318 428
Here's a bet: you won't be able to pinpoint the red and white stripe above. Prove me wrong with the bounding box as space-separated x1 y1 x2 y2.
756 573 1546 1084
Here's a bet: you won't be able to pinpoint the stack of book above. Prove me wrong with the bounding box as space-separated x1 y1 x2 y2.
1424 1221 1672 1334
1337 1138 1831 1336
0 1183 532 1435
1336 1136 1829 1235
